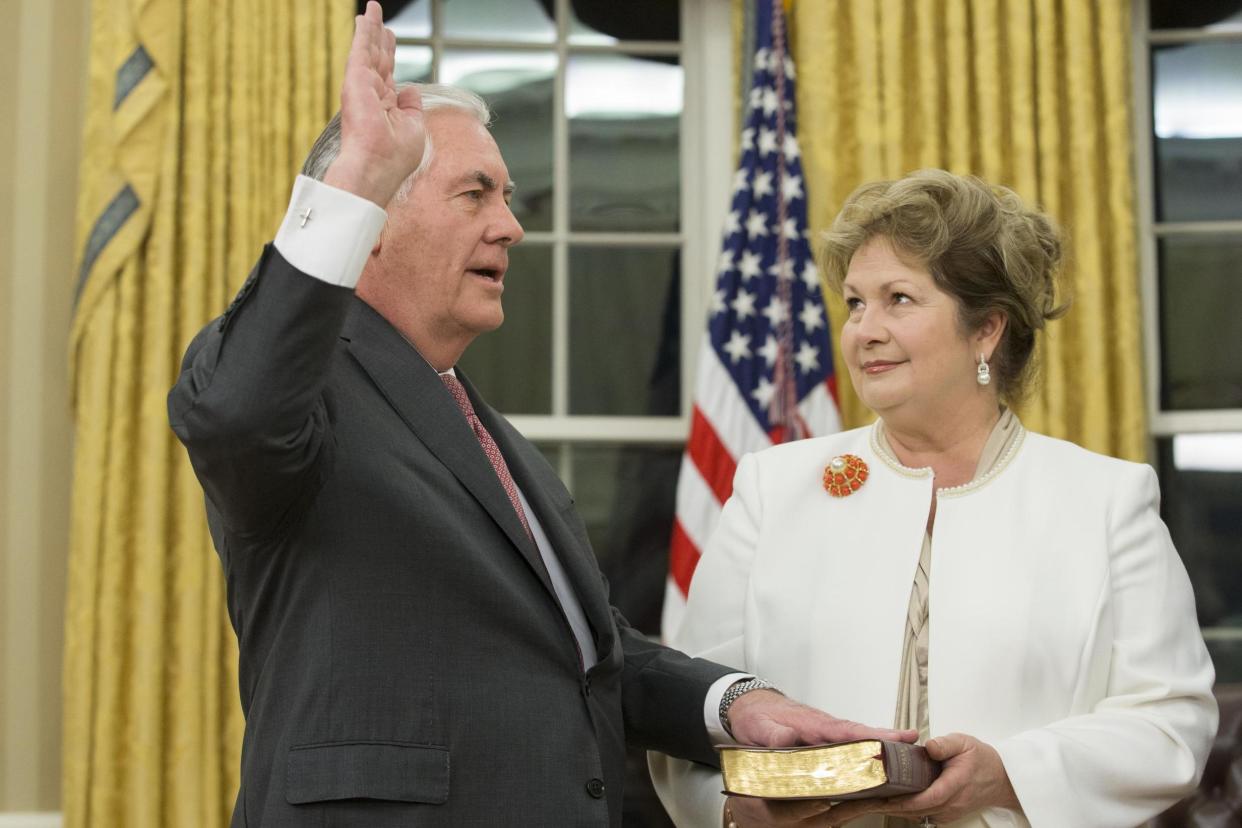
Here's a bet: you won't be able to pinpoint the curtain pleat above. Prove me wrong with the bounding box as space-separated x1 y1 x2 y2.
790 0 1144 459
64 2 352 825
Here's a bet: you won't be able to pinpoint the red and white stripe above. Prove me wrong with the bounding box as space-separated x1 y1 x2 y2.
661 335 840 639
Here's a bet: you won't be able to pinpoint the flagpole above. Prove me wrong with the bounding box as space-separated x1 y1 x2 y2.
767 0 803 443
661 0 840 640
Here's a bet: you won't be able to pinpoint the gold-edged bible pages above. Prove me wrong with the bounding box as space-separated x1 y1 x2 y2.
719 740 940 800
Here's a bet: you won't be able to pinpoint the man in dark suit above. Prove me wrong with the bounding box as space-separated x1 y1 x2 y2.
169 5 908 825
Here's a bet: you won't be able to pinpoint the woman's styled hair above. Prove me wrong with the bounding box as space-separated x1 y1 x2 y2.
820 169 1067 404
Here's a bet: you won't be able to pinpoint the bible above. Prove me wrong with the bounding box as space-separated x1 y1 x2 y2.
719 740 941 800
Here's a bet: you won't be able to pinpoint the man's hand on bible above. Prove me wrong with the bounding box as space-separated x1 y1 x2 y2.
726 689 917 749
720 691 918 827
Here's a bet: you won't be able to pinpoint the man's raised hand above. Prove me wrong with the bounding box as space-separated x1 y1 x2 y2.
324 1 426 206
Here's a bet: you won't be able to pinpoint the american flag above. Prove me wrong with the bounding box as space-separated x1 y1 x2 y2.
661 0 841 638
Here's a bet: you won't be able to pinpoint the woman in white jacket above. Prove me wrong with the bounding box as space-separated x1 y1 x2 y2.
650 169 1217 828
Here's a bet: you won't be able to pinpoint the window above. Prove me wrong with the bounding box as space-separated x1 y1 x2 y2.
1136 0 1242 681
383 0 732 641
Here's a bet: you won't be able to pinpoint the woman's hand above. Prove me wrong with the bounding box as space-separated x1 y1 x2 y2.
822 733 1020 826
724 794 834 827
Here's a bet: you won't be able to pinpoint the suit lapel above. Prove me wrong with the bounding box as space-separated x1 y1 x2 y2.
463 372 616 662
341 301 556 599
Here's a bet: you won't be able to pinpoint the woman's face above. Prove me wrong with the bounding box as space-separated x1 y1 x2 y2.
840 236 988 422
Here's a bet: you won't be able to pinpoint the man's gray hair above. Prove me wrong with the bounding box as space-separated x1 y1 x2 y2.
301 83 492 200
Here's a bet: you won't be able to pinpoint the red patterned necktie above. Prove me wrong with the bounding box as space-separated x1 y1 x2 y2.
440 374 533 540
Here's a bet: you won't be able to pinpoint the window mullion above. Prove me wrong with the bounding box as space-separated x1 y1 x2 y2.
1133 0 1163 458
551 0 571 461
1153 220 1242 235
1149 28 1242 46
1149 409 1242 435
429 0 443 77
680 0 733 420
552 0 570 420
558 441 574 492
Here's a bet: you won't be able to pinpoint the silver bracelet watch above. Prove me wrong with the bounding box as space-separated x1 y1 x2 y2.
719 677 780 736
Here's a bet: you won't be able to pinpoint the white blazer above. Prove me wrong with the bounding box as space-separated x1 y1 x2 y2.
650 425 1217 828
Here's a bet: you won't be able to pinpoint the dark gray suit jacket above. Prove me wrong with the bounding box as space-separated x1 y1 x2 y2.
168 246 731 827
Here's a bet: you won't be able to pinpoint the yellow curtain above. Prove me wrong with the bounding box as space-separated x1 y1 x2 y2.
788 0 1145 461
64 1 351 825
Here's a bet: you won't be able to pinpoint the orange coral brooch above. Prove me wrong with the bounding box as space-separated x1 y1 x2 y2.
823 454 869 497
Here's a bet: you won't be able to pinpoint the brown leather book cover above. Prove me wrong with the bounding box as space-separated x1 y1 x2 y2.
719 739 941 800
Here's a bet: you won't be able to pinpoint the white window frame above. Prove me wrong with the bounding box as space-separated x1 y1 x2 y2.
1133 0 1242 436
398 0 734 485
1132 0 1242 646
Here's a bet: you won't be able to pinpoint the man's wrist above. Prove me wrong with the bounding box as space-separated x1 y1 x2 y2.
719 677 780 736
274 176 387 288
323 155 403 208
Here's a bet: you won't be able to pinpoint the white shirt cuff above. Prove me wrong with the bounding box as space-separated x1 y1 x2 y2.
704 672 753 746
273 174 388 288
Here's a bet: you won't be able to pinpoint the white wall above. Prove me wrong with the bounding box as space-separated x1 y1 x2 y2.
0 0 90 814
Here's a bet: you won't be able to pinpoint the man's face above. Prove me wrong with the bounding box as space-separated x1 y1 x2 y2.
366 108 524 347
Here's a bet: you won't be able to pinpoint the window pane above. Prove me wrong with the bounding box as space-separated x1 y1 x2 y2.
1152 42 1242 222
1207 639 1242 684
1158 235 1242 410
385 0 431 39
571 443 681 635
394 45 432 84
443 0 555 43
458 244 553 414
568 54 682 232
1150 1 1242 31
569 0 680 44
1156 435 1242 638
442 50 555 232
568 246 680 416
